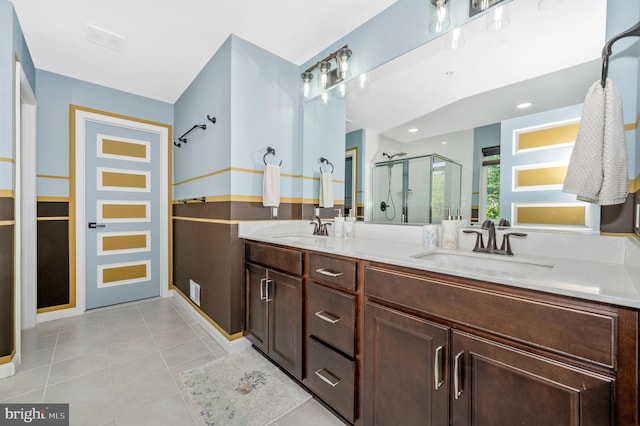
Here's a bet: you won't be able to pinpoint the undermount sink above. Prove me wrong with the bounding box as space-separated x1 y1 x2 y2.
272 234 330 246
411 250 554 278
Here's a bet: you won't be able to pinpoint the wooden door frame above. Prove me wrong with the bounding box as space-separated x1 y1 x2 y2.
61 105 171 317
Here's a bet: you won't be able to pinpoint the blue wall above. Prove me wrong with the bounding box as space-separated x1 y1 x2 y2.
0 0 35 192
173 35 299 202
35 70 173 198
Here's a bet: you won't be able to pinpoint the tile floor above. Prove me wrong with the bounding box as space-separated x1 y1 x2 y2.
0 296 344 426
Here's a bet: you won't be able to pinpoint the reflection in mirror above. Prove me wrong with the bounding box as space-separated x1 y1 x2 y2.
343 0 606 228
371 154 462 224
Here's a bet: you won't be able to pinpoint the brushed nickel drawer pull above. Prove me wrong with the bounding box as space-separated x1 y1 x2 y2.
315 268 344 278
434 344 445 390
265 279 274 302
454 351 464 399
314 311 341 324
260 278 267 301
314 368 341 387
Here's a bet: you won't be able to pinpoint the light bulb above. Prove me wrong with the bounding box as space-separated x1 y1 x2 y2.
429 0 450 33
339 82 346 97
319 61 331 89
301 71 313 98
322 91 329 104
337 48 352 79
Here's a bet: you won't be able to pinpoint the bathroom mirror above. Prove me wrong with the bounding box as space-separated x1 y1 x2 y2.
337 0 607 226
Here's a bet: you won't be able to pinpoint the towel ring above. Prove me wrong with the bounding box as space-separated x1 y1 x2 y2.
263 147 282 166
320 157 334 173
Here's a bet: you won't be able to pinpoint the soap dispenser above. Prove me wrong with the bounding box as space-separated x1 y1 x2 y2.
344 209 355 239
441 208 458 249
334 209 344 238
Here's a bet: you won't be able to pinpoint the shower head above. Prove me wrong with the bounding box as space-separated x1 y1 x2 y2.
382 152 407 160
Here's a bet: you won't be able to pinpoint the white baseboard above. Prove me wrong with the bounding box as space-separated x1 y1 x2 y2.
36 306 84 324
0 354 19 379
171 290 251 354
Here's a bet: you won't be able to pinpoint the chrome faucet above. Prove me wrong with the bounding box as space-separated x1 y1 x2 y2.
463 219 527 256
310 216 331 236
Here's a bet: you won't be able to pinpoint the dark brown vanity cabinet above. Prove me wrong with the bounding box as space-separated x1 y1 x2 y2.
364 301 449 426
305 253 358 422
450 330 613 426
245 242 304 379
363 264 631 425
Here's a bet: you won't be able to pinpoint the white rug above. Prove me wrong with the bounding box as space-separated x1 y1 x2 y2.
180 349 311 425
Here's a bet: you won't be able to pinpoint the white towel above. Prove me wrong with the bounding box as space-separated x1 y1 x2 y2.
319 172 334 208
563 78 628 205
262 164 280 207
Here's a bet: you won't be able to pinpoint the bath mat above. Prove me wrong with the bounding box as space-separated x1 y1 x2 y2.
180 348 311 425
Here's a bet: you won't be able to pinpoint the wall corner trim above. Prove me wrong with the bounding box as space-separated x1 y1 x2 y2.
0 352 18 379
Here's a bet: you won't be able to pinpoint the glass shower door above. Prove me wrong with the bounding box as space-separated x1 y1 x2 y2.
406 156 431 223
372 161 404 223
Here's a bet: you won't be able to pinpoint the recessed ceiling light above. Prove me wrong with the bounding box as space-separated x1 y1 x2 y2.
516 102 533 109
408 128 419 133
441 141 448 145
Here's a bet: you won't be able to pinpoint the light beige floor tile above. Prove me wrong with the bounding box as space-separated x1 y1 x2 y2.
201 335 228 358
0 387 45 403
21 333 58 352
58 312 104 333
44 369 111 404
140 305 181 321
152 325 199 349
48 352 109 385
116 392 195 426
145 315 188 336
107 335 157 366
136 297 175 313
109 352 167 390
159 337 211 367
57 322 106 345
113 371 182 419
275 399 345 426
53 335 107 364
105 324 151 347
103 315 146 334
19 346 55 372
69 397 115 426
0 365 49 400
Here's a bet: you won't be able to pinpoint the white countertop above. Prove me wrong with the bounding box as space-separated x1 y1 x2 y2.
239 221 640 309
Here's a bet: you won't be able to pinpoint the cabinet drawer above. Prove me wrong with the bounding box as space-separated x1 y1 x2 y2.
365 266 617 369
307 282 356 357
309 253 356 290
245 241 303 276
307 337 355 422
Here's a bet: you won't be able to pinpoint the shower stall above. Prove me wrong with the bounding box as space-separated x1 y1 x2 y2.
371 153 462 224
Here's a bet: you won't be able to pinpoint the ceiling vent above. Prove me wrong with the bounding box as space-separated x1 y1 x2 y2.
85 23 125 52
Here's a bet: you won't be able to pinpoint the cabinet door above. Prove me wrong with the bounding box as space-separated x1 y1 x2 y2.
364 301 449 426
245 262 267 353
267 269 303 380
451 330 614 426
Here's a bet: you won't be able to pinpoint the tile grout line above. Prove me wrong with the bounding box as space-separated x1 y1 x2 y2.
101 310 120 426
137 301 201 426
40 323 63 402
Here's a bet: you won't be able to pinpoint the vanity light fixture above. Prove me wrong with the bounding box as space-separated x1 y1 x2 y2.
300 45 353 98
486 4 510 32
469 0 505 17
516 102 533 109
301 71 313 98
319 61 332 89
429 0 451 34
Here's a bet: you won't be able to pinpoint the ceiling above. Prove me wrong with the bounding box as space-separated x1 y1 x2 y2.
345 0 608 142
9 0 398 103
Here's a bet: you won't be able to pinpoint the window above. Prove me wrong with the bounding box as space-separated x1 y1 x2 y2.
480 146 500 222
